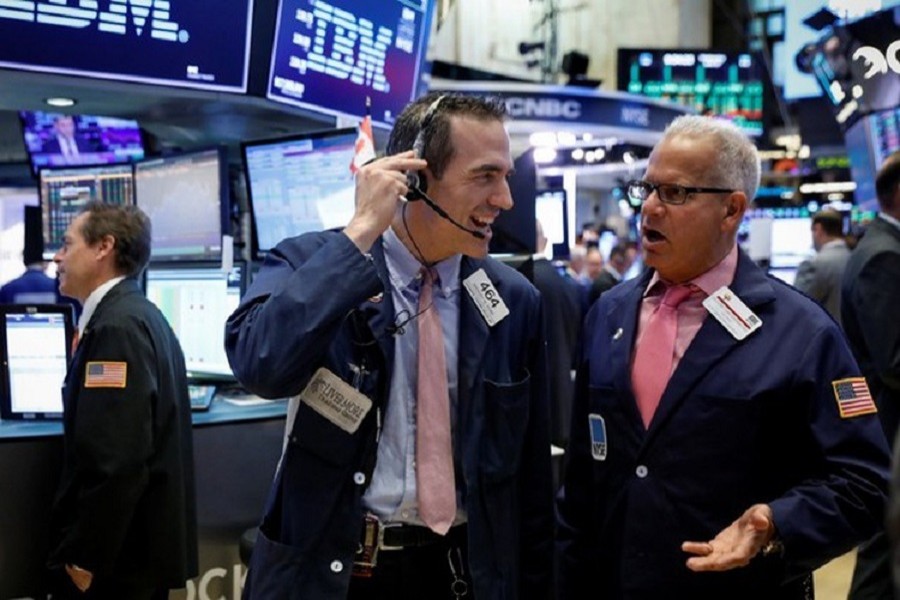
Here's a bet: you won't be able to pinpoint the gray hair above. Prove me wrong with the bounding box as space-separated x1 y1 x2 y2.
660 115 760 202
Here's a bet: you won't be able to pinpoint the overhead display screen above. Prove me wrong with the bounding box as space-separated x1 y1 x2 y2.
618 48 766 137
22 110 144 174
267 0 435 127
806 7 900 132
0 0 254 92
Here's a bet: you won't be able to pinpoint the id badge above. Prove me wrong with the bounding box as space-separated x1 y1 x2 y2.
589 413 607 461
299 367 373 434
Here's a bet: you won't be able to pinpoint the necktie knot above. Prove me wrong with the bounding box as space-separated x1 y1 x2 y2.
419 268 437 308
661 284 693 309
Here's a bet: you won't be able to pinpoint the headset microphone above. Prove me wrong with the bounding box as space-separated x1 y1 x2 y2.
407 185 486 240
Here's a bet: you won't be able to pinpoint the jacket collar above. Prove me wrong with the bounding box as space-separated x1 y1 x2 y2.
606 249 776 443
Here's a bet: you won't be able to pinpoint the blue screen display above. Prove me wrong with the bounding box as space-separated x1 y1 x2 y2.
0 1 253 92
267 0 435 127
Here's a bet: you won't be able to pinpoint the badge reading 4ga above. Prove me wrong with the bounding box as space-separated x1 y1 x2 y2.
463 268 509 327
299 367 372 434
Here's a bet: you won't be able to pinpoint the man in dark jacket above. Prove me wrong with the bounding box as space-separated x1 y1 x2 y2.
48 201 197 599
557 115 889 599
533 218 582 451
842 150 900 599
226 93 554 600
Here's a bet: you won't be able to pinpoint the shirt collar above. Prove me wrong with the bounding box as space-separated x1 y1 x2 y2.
879 212 900 232
77 275 126 334
644 243 738 298
383 226 461 297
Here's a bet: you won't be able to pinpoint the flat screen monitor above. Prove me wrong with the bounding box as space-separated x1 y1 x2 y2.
0 1 253 92
143 263 244 381
39 163 135 253
768 267 798 287
535 189 569 260
617 48 766 137
21 111 144 174
242 128 358 257
134 147 229 262
267 0 436 128
0 304 74 420
770 212 814 269
869 108 900 170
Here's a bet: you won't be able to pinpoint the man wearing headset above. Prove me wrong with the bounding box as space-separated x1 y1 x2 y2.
225 92 553 600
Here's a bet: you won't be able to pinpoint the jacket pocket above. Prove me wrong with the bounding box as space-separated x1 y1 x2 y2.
480 372 531 481
243 526 306 600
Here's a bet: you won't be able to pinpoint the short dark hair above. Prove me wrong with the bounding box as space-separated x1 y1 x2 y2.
608 244 627 261
876 151 900 211
78 202 151 277
385 92 508 180
812 210 843 237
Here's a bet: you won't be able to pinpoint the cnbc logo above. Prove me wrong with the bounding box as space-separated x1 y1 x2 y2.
0 0 189 42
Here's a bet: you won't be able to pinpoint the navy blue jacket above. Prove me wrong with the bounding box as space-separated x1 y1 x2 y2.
225 231 554 600
557 249 889 599
0 268 58 303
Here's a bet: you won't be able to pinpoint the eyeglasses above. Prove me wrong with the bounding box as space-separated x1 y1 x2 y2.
627 180 734 206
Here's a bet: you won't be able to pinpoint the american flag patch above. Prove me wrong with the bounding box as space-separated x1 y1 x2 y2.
84 361 127 388
832 377 877 418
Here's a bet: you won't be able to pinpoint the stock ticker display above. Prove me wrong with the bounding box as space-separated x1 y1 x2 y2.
618 49 766 137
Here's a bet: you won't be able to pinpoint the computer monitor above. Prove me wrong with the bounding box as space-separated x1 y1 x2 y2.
134 147 230 262
535 189 569 260
770 212 813 269
0 304 75 420
21 111 145 175
242 128 358 257
143 263 244 381
768 267 798 287
39 163 135 253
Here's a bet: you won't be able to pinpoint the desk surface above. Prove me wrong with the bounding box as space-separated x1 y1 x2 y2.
0 395 288 440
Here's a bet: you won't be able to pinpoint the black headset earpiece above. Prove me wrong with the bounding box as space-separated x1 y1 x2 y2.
406 95 445 200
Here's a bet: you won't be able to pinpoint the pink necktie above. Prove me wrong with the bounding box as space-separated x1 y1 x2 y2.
416 268 456 534
632 284 693 428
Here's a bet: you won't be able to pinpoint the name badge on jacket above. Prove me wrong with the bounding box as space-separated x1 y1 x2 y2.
300 367 372 434
463 268 509 327
702 286 762 341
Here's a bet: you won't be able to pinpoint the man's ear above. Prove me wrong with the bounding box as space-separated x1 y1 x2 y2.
724 192 747 224
95 234 116 261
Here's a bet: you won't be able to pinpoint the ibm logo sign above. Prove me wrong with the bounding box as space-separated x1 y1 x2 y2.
0 0 188 42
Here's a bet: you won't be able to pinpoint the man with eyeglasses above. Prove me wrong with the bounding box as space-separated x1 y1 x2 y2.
556 114 889 598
